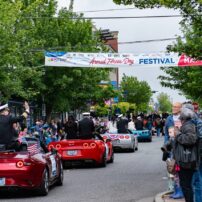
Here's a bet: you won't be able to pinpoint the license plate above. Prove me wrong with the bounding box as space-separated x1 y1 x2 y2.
113 139 120 144
67 150 77 156
0 178 5 186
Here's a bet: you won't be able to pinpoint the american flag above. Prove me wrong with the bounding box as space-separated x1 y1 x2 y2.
27 142 41 155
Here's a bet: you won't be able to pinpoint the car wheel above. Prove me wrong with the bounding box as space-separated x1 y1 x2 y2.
38 169 49 196
130 143 135 152
109 150 114 163
56 162 63 186
99 152 107 167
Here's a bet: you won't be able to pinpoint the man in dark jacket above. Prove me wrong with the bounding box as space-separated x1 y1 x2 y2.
117 114 129 133
0 101 30 150
135 116 144 130
78 112 95 139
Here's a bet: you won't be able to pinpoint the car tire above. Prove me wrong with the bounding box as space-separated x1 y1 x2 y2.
109 150 114 163
38 169 49 196
130 144 135 152
99 152 107 167
56 162 63 186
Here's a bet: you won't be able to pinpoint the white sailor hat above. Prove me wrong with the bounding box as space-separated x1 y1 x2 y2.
118 114 123 118
0 103 9 112
82 112 90 116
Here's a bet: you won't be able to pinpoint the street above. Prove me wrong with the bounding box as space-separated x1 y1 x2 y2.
0 137 167 202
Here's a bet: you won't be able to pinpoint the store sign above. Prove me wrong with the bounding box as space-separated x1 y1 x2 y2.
45 52 202 68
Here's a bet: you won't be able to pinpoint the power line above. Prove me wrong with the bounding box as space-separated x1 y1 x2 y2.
118 37 184 44
25 37 182 52
76 8 137 13
22 15 185 20
0 37 184 52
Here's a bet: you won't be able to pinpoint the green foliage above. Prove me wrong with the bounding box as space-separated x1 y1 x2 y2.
94 105 109 117
120 74 152 110
0 0 115 119
159 66 202 104
113 0 202 102
117 102 130 114
157 92 172 112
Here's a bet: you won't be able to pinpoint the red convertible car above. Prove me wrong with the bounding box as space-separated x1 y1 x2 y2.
0 137 63 196
48 137 114 168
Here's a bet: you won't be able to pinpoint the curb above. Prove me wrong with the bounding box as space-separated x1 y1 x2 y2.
155 191 172 202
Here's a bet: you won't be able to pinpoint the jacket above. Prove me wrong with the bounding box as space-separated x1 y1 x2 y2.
0 115 25 145
117 118 129 133
78 118 95 139
164 115 174 144
174 120 198 169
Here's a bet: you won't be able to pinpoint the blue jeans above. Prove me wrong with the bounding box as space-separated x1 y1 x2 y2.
192 162 202 202
156 128 161 137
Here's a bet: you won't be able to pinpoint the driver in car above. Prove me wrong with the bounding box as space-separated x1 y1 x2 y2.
0 101 30 150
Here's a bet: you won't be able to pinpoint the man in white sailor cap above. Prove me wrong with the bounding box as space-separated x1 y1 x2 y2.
0 100 30 150
78 112 95 139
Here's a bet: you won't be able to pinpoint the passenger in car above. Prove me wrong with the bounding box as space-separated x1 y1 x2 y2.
0 101 30 151
78 112 95 139
64 115 78 139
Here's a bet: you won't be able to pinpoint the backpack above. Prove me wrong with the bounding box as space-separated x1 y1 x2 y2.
192 117 202 158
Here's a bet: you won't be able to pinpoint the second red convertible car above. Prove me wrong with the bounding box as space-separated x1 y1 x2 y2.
48 137 114 168
0 137 63 196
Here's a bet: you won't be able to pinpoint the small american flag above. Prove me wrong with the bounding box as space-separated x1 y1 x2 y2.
27 142 41 155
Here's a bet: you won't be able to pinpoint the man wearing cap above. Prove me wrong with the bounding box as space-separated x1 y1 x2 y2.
78 112 95 139
117 114 129 133
0 101 30 150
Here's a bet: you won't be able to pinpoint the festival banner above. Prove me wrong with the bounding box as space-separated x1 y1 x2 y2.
45 52 202 68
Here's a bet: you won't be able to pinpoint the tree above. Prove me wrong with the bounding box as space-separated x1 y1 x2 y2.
120 74 152 111
157 92 172 112
0 0 115 120
0 0 23 100
113 0 202 102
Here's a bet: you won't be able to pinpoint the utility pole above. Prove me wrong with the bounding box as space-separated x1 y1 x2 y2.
69 0 74 11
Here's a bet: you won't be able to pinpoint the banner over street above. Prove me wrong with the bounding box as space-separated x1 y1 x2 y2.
45 52 202 68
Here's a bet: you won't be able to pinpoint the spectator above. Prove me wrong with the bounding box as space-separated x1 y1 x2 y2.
154 117 162 137
145 117 153 131
173 108 198 202
183 103 202 202
135 116 144 131
164 102 184 199
64 115 78 139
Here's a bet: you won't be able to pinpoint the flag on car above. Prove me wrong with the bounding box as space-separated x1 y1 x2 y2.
27 142 40 155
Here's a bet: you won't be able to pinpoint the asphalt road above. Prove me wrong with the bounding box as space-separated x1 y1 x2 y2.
0 136 168 202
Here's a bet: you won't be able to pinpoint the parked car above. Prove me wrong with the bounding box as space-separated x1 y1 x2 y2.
48 138 114 168
0 137 63 196
132 130 152 142
104 132 138 152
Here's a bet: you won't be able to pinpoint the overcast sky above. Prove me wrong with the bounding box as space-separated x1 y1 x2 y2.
57 0 186 103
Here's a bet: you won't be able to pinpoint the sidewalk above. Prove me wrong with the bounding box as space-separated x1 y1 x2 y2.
155 191 185 202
